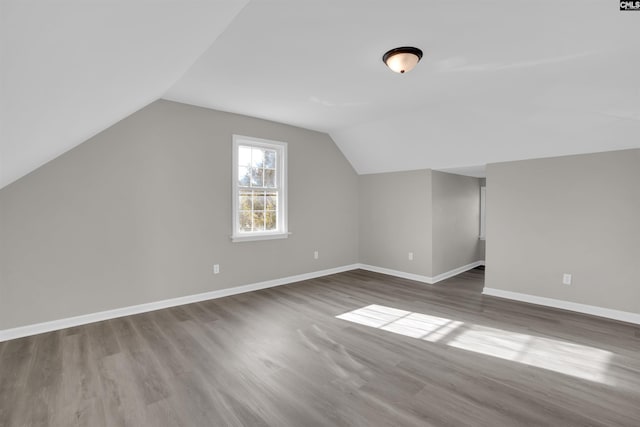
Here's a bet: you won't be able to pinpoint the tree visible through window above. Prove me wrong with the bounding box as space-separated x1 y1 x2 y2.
232 136 288 242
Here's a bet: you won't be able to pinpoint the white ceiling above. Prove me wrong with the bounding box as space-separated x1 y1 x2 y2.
2 1 640 188
0 0 248 189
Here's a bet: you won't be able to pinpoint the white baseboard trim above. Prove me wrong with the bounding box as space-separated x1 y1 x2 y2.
358 264 433 284
483 288 640 325
358 260 485 285
431 260 485 283
0 264 360 342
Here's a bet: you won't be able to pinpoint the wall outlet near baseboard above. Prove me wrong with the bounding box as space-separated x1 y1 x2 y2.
213 264 220 274
408 252 414 261
314 251 319 260
562 273 572 285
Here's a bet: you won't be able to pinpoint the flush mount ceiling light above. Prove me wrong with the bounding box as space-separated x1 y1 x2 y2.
382 46 423 74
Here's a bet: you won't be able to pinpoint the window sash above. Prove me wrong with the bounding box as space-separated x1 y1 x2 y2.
232 135 288 242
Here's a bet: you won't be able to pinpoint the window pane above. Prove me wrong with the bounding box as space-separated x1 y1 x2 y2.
238 167 250 187
266 192 277 210
239 211 252 231
265 211 277 230
238 146 252 167
251 168 263 187
233 137 287 240
264 150 276 169
252 147 265 167
239 191 252 210
264 169 276 188
253 191 265 210
253 211 265 231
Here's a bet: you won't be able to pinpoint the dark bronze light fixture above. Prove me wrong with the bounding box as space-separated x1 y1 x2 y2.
382 47 423 73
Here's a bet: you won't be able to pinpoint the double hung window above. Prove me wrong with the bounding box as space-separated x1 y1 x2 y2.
232 135 288 242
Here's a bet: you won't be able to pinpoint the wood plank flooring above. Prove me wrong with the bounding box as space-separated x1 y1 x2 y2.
1 268 639 426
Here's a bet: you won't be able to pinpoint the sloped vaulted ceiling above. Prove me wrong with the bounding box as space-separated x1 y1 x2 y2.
0 0 248 189
2 1 640 189
165 1 640 175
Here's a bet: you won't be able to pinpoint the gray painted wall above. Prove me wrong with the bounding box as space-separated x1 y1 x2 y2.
485 149 640 314
359 170 433 276
359 170 484 278
7 99 633 330
0 100 359 330
432 171 483 276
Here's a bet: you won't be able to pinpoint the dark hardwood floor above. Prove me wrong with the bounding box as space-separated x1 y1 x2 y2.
1 268 639 426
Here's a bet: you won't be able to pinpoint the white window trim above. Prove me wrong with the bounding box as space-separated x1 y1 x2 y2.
231 135 288 243
479 186 486 240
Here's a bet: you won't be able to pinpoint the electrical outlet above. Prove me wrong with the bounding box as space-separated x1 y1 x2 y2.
408 252 414 261
562 273 571 285
213 264 220 274
314 251 319 260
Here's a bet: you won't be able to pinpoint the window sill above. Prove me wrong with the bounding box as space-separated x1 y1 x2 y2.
231 232 291 243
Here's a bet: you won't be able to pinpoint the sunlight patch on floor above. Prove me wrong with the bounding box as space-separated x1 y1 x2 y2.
336 304 613 384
